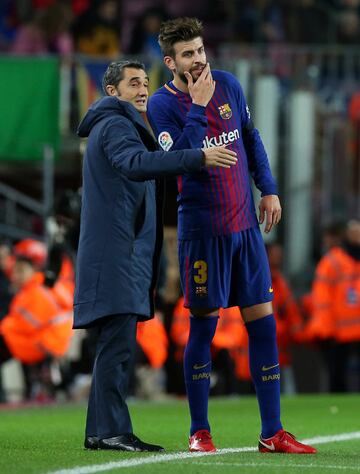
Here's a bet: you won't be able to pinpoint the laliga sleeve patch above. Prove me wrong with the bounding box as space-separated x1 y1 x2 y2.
158 131 173 151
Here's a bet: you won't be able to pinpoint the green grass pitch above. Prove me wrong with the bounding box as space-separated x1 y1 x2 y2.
0 394 359 474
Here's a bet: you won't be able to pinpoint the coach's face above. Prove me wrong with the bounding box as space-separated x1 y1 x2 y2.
165 37 207 85
106 67 149 112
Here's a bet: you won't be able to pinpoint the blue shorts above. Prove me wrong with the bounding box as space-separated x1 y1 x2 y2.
178 227 273 309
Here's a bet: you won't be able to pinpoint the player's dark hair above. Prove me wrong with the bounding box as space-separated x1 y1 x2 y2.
158 17 203 58
102 60 146 95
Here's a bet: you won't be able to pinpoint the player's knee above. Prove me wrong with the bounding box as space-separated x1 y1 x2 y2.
241 302 273 322
189 312 219 343
190 307 219 317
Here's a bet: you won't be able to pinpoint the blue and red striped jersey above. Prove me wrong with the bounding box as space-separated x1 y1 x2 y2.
147 69 277 239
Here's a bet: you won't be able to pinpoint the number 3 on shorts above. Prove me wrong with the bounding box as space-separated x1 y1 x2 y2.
193 260 208 284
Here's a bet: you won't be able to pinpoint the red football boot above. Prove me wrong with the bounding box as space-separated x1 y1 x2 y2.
189 430 216 452
259 429 317 454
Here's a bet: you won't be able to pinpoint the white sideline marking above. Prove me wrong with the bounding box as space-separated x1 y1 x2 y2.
193 462 360 471
47 431 360 474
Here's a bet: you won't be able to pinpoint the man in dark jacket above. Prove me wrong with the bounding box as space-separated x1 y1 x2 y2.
74 60 237 452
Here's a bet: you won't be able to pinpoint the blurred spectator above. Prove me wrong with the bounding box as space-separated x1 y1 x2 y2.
32 0 57 8
135 313 168 400
10 3 73 55
72 0 121 58
267 243 304 394
286 0 335 44
321 221 346 252
229 0 286 43
71 0 91 16
0 240 13 402
0 239 73 402
300 221 346 335
313 220 346 263
43 189 80 395
336 9 360 43
32 0 90 15
45 188 81 289
0 240 13 320
306 219 360 391
128 7 167 60
260 0 286 43
0 0 18 51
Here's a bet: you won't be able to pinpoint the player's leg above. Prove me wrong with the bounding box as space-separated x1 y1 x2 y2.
235 227 316 454
241 302 282 437
179 236 231 452
185 308 218 452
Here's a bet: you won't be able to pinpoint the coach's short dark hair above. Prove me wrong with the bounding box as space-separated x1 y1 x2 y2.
158 17 203 58
102 60 146 95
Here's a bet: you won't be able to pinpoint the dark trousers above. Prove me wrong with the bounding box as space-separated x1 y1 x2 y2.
85 314 138 439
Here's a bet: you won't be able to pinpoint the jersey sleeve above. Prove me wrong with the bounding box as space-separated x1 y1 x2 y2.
102 118 203 181
147 93 208 150
233 76 278 196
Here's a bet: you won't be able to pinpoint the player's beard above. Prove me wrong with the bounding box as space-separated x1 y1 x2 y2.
178 64 206 86
179 72 192 85
179 72 198 86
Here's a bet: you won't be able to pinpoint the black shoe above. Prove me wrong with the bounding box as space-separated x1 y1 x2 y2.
84 436 99 450
98 433 165 452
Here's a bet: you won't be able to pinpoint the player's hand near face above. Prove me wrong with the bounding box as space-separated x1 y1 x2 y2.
258 195 282 233
202 146 237 168
184 63 215 107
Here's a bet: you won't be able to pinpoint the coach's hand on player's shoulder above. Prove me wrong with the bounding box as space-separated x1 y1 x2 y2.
258 195 282 233
185 63 215 107
202 146 237 168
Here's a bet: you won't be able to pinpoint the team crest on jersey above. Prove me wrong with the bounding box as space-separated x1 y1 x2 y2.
158 131 173 151
195 286 208 297
218 103 232 120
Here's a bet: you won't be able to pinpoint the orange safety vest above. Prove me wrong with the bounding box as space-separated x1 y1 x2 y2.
136 314 168 369
307 247 360 342
271 269 304 366
0 272 73 364
51 256 75 310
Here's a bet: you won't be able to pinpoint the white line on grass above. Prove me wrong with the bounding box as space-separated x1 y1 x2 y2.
191 462 360 471
46 431 360 474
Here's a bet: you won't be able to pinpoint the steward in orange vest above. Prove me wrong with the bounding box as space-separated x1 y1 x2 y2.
51 255 75 312
307 233 360 343
306 220 360 392
271 269 303 366
0 241 73 365
267 243 304 366
136 314 168 369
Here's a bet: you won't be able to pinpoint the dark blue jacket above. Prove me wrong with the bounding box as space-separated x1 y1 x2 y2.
73 96 202 328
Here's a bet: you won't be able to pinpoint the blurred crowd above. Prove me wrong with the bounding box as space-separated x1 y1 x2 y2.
1 0 360 59
0 0 359 404
0 190 359 403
